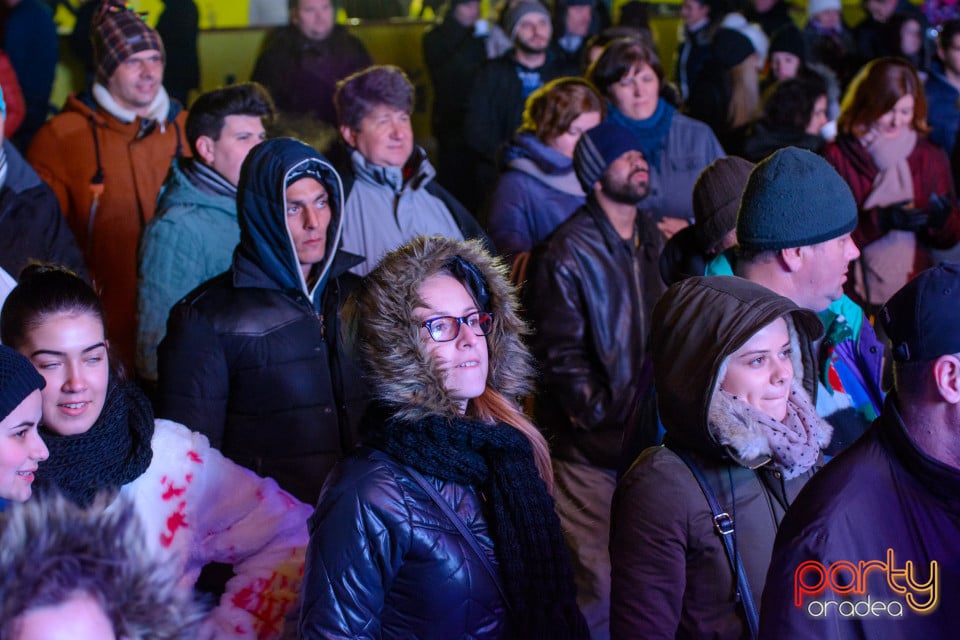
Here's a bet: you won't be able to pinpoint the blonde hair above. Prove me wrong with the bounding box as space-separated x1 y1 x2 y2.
728 54 761 128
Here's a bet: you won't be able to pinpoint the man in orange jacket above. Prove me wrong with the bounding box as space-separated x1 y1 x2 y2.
27 0 189 372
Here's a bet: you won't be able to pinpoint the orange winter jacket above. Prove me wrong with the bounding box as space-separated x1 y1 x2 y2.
26 92 189 370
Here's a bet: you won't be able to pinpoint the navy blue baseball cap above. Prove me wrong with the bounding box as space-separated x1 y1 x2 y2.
880 263 960 362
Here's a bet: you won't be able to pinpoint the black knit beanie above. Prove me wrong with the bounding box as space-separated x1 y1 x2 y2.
769 24 806 63
736 147 857 252
0 345 45 423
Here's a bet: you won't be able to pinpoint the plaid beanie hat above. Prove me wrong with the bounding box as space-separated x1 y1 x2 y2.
504 1 551 39
573 120 643 193
693 156 754 252
737 147 857 252
93 0 165 84
0 345 45 424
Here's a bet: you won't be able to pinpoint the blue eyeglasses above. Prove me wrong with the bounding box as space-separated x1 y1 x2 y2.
419 312 494 343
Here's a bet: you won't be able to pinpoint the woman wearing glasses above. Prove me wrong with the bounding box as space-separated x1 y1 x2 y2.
298 236 588 639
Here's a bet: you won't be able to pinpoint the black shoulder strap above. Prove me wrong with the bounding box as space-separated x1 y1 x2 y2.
367 450 512 611
670 447 759 639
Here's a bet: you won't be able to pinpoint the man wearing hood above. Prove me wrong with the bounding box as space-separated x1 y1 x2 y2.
156 138 366 506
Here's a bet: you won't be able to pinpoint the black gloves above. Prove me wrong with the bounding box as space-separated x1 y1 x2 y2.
925 193 952 230
877 194 952 231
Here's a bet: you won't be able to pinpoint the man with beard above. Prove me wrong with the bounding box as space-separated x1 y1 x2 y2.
464 0 576 204
524 120 665 640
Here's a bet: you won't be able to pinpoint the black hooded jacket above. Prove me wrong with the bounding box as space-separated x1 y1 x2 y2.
157 138 367 505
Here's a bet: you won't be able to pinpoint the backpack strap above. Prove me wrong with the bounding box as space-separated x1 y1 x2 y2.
670 447 759 639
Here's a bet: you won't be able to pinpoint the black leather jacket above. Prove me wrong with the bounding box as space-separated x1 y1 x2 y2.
299 445 508 638
524 198 665 469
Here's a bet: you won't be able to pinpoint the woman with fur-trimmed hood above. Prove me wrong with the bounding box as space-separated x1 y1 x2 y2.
610 276 832 639
0 493 204 638
299 236 588 639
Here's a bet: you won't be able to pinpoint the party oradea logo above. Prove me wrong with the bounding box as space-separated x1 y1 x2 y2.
793 549 939 619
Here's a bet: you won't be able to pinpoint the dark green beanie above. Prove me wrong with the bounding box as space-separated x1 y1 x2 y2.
736 147 857 252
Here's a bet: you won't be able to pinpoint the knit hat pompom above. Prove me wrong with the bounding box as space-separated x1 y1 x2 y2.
504 1 551 39
93 0 165 84
736 147 857 252
573 120 643 193
693 156 754 252
0 345 45 424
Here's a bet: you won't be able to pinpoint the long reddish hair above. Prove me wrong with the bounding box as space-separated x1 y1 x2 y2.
838 57 930 139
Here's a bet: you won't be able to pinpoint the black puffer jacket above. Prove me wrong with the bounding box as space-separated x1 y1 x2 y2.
0 140 87 281
524 198 665 470
156 139 366 505
299 237 538 638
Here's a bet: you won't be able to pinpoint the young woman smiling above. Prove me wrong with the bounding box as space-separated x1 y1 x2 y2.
611 276 832 639
0 265 312 639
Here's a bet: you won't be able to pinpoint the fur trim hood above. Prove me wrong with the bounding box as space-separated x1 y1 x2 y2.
652 276 824 459
0 493 204 638
351 235 533 421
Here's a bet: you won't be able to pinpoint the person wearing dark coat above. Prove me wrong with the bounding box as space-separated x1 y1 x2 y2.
760 263 960 639
524 120 665 639
741 74 829 162
744 0 793 37
853 0 928 65
251 0 371 127
674 0 724 101
464 1 577 207
157 138 367 505
299 236 588 638
659 156 753 286
155 0 200 106
612 275 830 639
0 133 87 284
422 0 490 211
0 0 57 150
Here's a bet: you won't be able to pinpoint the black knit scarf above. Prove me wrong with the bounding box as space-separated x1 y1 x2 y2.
374 408 589 639
35 380 155 508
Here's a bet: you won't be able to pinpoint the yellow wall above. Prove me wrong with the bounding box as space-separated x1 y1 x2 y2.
47 0 881 142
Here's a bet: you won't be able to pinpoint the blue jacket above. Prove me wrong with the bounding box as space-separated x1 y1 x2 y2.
136 158 239 381
487 132 586 257
924 61 960 153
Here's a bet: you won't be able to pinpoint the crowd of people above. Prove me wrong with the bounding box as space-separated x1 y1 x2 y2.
1 0 960 638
